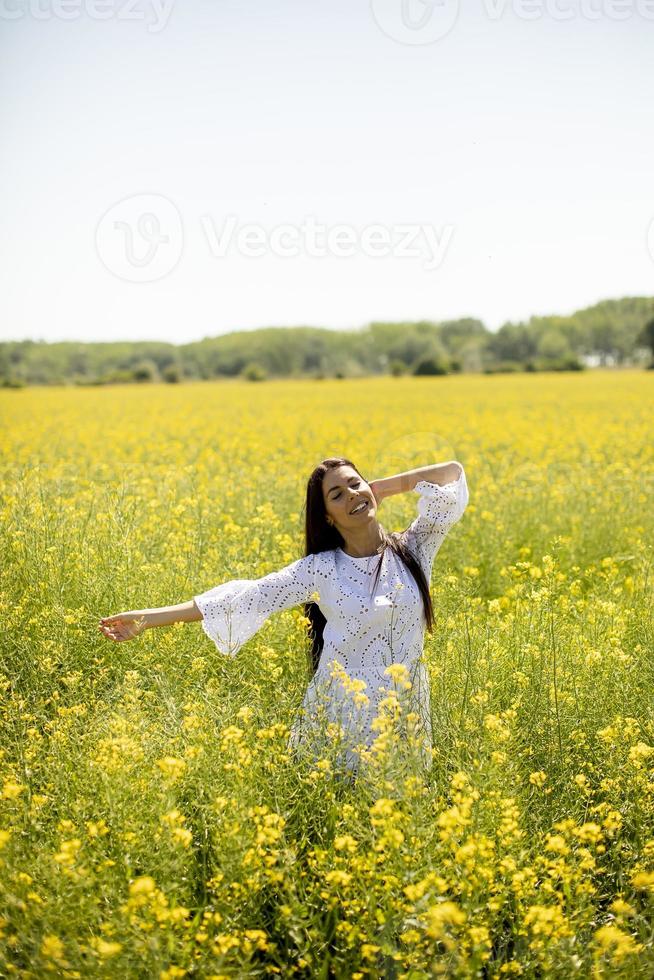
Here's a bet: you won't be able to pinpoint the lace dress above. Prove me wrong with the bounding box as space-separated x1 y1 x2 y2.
194 466 469 776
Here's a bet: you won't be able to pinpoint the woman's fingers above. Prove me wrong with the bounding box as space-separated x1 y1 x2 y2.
98 615 146 642
102 627 128 642
99 623 120 640
98 618 124 641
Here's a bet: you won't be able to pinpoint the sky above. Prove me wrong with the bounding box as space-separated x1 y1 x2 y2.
1 0 653 345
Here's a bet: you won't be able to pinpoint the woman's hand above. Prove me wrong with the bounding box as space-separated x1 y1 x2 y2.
98 612 148 642
369 480 384 506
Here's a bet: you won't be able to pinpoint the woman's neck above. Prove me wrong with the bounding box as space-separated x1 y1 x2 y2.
341 525 386 558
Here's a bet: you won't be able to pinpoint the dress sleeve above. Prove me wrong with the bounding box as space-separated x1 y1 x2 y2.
193 553 317 657
402 464 469 571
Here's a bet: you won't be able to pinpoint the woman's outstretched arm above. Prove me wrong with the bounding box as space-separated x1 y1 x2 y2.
99 600 202 642
99 548 317 646
370 460 463 502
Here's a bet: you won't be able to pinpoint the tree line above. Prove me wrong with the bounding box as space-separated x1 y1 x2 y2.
2 296 654 387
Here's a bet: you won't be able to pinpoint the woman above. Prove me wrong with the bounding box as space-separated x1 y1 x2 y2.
99 457 469 780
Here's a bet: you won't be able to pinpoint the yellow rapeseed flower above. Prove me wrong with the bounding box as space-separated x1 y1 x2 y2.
425 901 466 946
40 934 67 962
593 924 643 962
89 937 123 958
630 871 654 890
155 756 187 779
1 779 25 800
129 875 157 896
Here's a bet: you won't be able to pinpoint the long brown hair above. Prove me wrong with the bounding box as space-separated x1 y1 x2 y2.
301 456 435 678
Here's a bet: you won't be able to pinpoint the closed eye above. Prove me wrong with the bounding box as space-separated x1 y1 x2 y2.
333 481 360 500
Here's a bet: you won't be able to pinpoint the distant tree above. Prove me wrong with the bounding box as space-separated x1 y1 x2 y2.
104 368 135 384
162 364 183 383
458 340 486 373
132 359 159 382
636 317 654 366
389 359 407 377
483 361 522 374
413 355 448 376
241 361 267 381
489 323 538 363
561 356 584 371
536 327 572 361
438 318 488 357
3 297 654 385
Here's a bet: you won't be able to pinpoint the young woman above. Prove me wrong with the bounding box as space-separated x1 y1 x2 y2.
99 457 469 780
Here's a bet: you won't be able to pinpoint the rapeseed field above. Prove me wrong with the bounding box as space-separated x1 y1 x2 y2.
1 371 653 978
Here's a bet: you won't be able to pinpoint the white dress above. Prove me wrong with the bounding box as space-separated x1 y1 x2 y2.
194 467 469 777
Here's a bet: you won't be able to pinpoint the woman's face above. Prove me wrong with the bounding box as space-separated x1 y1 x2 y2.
322 465 377 533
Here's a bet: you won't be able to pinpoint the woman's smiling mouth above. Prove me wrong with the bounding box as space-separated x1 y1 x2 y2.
350 500 369 514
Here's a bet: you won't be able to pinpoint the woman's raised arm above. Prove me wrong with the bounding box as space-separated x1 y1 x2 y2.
370 460 463 502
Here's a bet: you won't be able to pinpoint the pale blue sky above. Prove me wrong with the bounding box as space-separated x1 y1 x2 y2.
1 0 653 343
